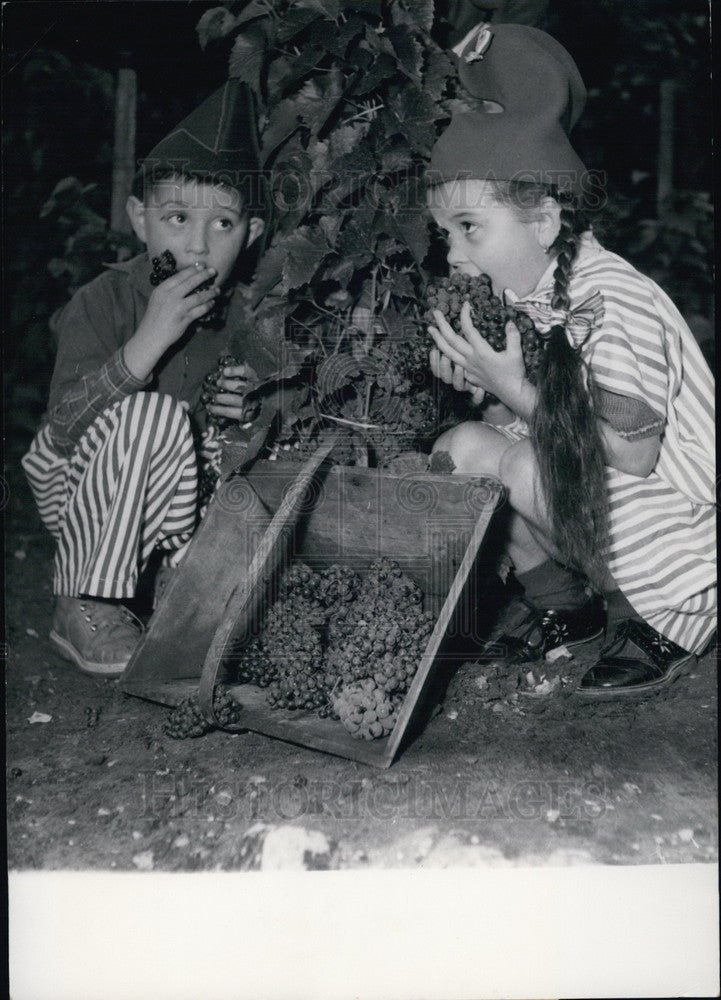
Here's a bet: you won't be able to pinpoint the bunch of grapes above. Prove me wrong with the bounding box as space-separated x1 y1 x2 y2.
150 249 216 291
229 559 433 737
232 636 277 687
163 686 242 739
425 272 544 385
201 353 242 431
317 564 361 611
331 678 399 740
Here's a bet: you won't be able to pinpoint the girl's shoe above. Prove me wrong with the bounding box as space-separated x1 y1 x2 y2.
577 619 695 698
50 596 144 678
496 591 606 663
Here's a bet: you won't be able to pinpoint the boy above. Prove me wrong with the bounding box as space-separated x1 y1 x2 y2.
22 80 280 678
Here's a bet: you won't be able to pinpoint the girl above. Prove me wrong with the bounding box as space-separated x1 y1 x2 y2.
426 24 715 697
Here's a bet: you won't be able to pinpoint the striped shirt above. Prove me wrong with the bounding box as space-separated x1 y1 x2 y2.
510 233 716 653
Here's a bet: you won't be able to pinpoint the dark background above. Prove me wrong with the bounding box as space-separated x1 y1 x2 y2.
2 0 714 451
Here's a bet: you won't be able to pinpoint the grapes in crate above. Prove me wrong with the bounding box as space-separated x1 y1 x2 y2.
230 558 435 741
425 272 544 384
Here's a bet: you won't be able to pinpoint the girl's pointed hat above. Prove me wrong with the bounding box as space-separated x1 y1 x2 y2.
428 23 588 193
139 79 264 207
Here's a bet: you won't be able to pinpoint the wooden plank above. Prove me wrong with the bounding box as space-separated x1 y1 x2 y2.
197 438 338 724
383 491 499 764
121 475 272 690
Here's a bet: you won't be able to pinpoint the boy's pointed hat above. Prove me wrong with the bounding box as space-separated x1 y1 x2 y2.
428 23 589 193
139 79 263 204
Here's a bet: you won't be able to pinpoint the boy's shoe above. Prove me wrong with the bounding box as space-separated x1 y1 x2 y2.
577 618 695 699
50 596 144 678
495 592 606 664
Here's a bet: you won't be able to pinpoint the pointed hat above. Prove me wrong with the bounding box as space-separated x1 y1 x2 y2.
428 24 588 193
139 80 263 205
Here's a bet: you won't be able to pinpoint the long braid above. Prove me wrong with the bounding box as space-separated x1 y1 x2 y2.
530 192 609 584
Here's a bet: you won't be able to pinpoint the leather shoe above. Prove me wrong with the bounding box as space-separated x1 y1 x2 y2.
495 591 606 664
577 618 695 698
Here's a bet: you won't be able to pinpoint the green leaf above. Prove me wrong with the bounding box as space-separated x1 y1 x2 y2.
283 227 333 290
260 98 302 165
386 270 416 299
386 23 423 78
196 7 240 50
353 51 398 95
296 69 344 136
391 0 434 33
335 222 375 266
273 45 326 94
249 239 288 305
343 0 382 15
276 6 325 42
329 122 369 158
423 48 454 102
235 0 276 30
334 12 367 53
388 88 437 152
228 26 268 94
293 0 341 19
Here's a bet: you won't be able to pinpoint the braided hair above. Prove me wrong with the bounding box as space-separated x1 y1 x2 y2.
493 182 609 585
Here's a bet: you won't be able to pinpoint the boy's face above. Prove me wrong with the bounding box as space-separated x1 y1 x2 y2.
127 175 264 286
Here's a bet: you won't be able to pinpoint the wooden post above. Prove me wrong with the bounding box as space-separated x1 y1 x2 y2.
110 56 137 235
657 79 676 220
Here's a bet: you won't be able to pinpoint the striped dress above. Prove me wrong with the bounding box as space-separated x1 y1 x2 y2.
508 233 716 654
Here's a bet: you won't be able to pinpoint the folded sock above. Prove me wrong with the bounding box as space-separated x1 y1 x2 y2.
515 559 589 610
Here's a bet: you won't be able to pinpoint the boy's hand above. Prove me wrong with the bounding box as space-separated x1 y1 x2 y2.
124 265 220 381
138 264 219 350
208 363 261 423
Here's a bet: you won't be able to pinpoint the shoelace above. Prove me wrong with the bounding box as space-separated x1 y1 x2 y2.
78 602 142 636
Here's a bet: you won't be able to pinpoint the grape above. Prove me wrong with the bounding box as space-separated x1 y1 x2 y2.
201 354 242 431
227 558 432 737
149 249 215 291
425 273 545 390
163 686 242 739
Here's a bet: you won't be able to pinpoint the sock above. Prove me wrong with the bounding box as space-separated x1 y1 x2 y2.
515 559 589 610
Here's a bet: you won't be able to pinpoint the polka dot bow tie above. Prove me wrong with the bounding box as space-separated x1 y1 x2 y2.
503 290 605 349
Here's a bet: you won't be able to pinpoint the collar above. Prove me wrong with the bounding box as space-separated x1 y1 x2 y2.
503 232 604 349
105 251 154 298
504 230 599 307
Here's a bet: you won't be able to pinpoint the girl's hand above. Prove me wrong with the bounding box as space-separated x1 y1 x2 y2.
429 348 486 405
429 302 527 409
208 363 260 423
138 264 219 351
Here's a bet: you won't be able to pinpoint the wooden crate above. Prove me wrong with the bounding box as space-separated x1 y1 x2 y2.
122 460 502 767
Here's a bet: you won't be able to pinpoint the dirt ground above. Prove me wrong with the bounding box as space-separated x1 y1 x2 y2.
5 457 718 873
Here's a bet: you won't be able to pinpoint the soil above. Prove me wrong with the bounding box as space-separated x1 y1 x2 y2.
5 458 717 872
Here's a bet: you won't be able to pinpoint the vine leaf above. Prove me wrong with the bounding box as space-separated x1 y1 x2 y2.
392 0 434 34
228 26 269 94
423 48 455 102
276 7 325 42
294 0 341 19
282 227 332 290
196 7 239 50
388 88 437 152
386 23 423 78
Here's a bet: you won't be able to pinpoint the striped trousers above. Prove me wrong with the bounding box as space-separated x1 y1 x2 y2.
22 392 199 598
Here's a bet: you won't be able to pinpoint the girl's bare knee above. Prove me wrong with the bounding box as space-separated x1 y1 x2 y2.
432 422 507 476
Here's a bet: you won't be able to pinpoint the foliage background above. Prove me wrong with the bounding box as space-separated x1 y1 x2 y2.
2 0 713 452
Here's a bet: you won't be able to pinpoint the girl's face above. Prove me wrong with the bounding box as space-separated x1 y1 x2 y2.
427 179 553 298
128 175 264 286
